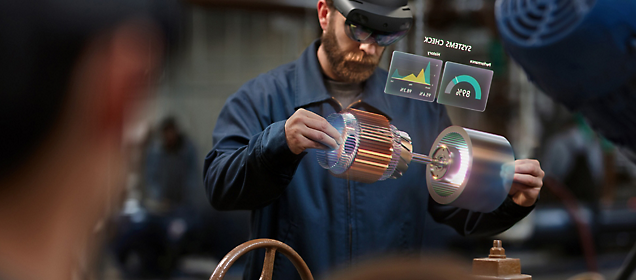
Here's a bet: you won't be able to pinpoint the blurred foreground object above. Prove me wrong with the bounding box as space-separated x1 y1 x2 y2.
0 0 178 280
473 240 531 280
328 254 474 280
495 0 636 161
318 109 515 212
210 239 313 280
567 272 605 280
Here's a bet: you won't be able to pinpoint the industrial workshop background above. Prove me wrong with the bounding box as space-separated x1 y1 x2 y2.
101 0 636 279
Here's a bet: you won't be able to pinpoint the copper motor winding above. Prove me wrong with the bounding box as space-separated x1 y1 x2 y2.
317 109 413 183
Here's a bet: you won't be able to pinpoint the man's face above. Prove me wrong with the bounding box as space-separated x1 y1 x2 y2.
322 9 385 83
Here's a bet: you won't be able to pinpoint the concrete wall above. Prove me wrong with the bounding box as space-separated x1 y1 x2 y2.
149 5 320 161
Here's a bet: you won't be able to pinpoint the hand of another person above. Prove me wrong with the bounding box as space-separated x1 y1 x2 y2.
509 159 545 207
285 109 342 155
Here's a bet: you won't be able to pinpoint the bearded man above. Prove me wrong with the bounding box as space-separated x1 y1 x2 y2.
203 0 544 279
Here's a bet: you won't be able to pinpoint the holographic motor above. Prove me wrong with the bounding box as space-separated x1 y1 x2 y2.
317 109 515 212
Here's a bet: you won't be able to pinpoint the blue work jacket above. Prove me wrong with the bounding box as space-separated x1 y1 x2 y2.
204 40 533 280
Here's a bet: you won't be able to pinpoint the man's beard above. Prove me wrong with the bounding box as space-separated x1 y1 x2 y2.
322 25 382 83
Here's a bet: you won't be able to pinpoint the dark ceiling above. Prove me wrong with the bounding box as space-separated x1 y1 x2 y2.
188 0 317 11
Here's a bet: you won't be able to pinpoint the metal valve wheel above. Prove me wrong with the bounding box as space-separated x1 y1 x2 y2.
209 239 314 280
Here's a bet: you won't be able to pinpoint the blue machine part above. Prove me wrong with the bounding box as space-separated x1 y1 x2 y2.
495 0 636 158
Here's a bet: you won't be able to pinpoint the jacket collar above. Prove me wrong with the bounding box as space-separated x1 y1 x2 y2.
294 39 394 120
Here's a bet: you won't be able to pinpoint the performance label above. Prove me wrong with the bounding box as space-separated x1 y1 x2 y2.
437 62 493 112
384 51 443 102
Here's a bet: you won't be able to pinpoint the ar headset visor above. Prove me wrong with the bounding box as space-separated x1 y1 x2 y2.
333 0 413 46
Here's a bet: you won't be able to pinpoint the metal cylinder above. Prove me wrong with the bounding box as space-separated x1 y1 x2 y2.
426 126 515 213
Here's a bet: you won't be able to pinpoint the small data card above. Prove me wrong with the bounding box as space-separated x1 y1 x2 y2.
436 62 493 112
384 51 443 102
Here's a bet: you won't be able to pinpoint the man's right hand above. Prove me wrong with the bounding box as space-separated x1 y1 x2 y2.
284 109 342 155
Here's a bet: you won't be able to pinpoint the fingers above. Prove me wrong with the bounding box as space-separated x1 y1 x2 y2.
510 159 544 207
303 117 342 145
286 121 338 150
291 133 334 151
300 124 339 149
515 159 545 178
510 181 541 193
300 110 342 142
509 182 539 207
513 173 543 189
285 109 343 154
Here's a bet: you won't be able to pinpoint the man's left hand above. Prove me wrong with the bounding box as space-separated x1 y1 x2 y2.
509 159 545 207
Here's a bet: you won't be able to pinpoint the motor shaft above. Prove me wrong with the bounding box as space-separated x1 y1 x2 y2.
411 151 452 167
411 153 433 165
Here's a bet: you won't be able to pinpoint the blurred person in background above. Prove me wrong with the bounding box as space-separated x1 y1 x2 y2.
0 1 176 280
145 116 198 213
204 0 544 279
112 116 199 279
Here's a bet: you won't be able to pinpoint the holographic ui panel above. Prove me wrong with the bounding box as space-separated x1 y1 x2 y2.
385 51 443 102
437 62 493 112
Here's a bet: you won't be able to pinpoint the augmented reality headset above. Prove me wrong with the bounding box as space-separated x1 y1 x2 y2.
333 0 413 46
